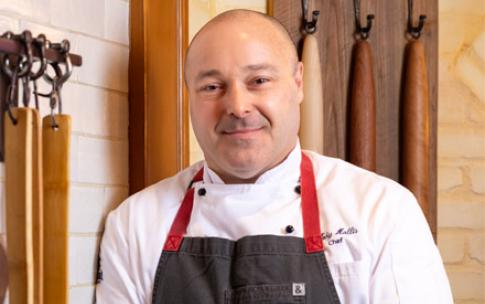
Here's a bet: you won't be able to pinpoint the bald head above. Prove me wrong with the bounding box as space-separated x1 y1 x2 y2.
185 9 298 85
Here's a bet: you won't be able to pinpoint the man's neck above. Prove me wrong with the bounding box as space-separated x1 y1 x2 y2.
205 142 299 184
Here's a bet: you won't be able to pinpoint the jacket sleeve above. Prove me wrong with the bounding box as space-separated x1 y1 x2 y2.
370 189 454 303
96 207 143 303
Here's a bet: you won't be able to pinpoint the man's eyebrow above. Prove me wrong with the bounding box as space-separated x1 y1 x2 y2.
243 64 278 73
194 64 279 82
195 69 223 82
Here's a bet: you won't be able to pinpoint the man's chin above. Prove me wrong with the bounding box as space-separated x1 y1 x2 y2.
219 157 268 183
225 160 262 176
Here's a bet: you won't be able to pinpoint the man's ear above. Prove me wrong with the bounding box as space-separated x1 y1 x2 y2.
294 61 304 104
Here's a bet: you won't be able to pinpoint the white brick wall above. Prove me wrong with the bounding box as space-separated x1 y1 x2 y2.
0 0 129 303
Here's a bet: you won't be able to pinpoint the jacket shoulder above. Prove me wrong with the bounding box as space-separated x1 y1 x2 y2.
110 161 204 220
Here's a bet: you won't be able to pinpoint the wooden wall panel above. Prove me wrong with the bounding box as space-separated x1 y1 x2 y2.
270 0 437 238
129 0 189 194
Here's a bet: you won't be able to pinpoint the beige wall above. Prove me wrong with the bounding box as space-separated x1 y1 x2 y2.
437 0 485 302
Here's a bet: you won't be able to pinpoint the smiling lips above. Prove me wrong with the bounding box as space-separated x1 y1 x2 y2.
222 127 263 135
216 114 269 138
221 127 265 140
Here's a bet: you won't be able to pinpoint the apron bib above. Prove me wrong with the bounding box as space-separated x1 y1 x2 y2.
152 153 340 304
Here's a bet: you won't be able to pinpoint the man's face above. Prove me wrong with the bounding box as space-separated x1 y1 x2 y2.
186 18 303 183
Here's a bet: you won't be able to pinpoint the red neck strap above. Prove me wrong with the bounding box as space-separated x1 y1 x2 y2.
163 153 324 253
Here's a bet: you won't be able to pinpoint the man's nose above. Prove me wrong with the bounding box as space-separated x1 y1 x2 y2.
223 84 253 118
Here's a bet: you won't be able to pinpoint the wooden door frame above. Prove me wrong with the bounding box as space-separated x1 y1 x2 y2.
129 0 189 194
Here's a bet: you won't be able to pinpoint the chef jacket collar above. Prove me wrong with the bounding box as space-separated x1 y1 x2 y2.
203 141 302 185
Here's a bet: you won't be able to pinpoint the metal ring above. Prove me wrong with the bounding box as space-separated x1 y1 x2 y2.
30 34 48 80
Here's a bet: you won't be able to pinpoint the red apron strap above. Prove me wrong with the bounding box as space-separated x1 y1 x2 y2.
163 167 204 251
300 153 324 253
164 154 323 253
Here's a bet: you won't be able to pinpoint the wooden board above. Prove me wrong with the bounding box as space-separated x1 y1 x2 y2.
43 114 71 304
32 109 43 304
270 0 437 238
5 107 34 304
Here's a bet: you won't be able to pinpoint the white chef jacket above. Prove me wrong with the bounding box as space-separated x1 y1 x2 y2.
96 144 453 303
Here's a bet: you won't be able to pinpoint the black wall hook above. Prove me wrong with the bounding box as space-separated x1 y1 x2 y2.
354 0 374 40
407 0 426 39
301 0 320 34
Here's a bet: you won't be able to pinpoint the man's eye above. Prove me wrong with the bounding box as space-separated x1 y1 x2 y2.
201 84 219 91
254 78 270 85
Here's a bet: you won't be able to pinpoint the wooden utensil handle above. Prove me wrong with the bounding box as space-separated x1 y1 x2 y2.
43 114 71 304
300 34 324 154
349 40 376 171
5 108 35 304
401 40 430 219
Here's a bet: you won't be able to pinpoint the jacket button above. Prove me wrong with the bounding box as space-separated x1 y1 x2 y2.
294 185 301 194
285 225 295 234
198 188 206 196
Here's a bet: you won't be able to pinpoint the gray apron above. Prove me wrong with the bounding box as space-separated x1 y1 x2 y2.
152 153 340 304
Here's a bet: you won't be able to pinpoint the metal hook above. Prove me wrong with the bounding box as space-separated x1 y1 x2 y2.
18 31 35 108
1 31 33 79
49 82 60 130
42 40 71 126
31 34 48 80
301 0 320 34
43 40 72 86
21 72 31 107
4 69 19 125
36 62 65 129
31 34 48 109
353 0 375 40
18 31 33 78
407 0 426 39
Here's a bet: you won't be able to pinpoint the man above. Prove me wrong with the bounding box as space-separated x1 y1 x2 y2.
96 9 452 303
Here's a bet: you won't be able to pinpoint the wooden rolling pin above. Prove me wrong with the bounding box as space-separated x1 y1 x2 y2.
401 40 429 219
43 114 71 304
300 33 324 154
349 40 376 171
5 108 35 304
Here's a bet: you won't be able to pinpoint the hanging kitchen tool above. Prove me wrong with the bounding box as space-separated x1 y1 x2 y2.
41 40 72 304
299 0 324 154
5 32 48 304
3 31 36 304
0 30 81 304
349 0 376 171
5 108 35 304
401 0 429 219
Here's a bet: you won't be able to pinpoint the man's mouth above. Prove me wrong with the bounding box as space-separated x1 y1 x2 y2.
222 127 263 135
221 127 264 138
